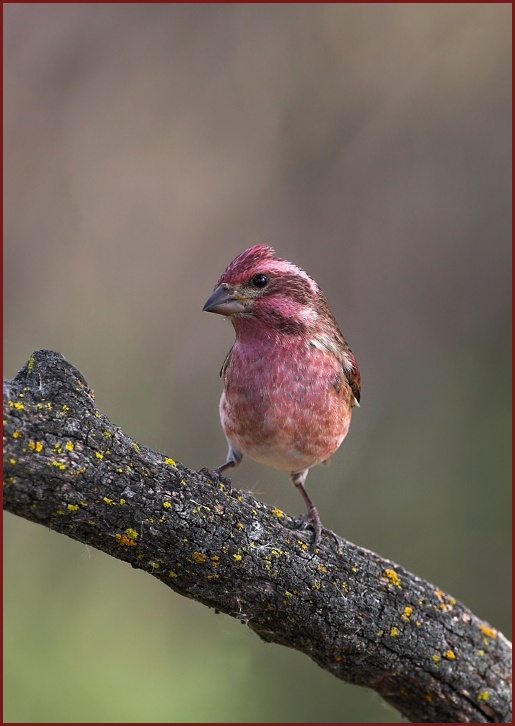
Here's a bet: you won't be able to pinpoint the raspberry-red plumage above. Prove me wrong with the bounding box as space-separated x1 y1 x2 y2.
203 245 360 549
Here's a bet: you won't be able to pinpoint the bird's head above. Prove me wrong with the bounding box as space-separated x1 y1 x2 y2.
202 245 321 335
203 244 361 404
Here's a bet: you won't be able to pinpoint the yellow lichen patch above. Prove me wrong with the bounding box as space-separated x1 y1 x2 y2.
95 451 104 459
287 616 296 623
297 540 308 550
233 553 242 561
192 551 207 564
425 694 433 703
9 458 17 465
12 430 22 439
131 442 140 450
434 589 456 610
236 522 244 530
477 691 490 702
35 402 51 410
383 568 401 587
103 430 112 438
12 401 25 410
271 507 284 518
51 460 66 470
377 629 384 637
61 404 70 414
431 654 441 662
119 499 126 505
116 533 137 547
401 606 413 622
103 497 113 504
390 627 399 637
207 573 220 580
313 582 321 590
211 555 220 566
162 501 172 509
124 528 138 540
75 467 86 475
65 441 74 451
67 504 79 512
444 650 456 660
164 457 176 466
351 566 358 573
317 563 328 573
479 624 497 639
477 649 485 656
341 581 349 593
28 441 43 452
27 355 35 374
169 570 178 578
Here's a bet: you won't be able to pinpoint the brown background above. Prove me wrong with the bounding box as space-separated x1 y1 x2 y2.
4 4 511 722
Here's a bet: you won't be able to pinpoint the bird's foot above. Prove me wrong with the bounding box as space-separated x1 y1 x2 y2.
199 466 232 489
293 506 322 552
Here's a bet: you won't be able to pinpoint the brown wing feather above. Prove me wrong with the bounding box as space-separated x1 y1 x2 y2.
314 291 361 405
220 346 233 379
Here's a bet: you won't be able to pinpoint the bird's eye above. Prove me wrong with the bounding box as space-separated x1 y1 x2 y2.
252 273 269 288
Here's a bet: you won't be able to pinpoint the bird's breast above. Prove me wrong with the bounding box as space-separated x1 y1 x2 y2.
219 339 353 472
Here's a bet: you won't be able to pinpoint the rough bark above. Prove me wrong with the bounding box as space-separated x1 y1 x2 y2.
3 350 512 723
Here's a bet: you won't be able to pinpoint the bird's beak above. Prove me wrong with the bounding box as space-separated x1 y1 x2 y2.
202 284 246 315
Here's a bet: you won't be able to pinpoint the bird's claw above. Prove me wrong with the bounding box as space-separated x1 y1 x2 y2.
200 466 232 489
293 509 322 552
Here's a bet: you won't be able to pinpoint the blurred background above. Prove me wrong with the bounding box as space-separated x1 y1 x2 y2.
3 4 511 723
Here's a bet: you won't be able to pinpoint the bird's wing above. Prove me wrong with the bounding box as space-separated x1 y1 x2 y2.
343 351 361 406
220 346 233 379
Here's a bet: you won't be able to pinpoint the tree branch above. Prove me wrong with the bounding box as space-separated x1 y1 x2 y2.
3 350 511 723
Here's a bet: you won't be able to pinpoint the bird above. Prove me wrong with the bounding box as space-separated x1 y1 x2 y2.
202 245 360 550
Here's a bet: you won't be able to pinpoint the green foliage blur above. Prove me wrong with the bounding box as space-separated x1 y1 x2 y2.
3 4 511 723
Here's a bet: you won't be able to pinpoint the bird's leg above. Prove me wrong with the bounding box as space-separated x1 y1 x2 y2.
202 445 243 488
216 444 243 475
291 469 322 551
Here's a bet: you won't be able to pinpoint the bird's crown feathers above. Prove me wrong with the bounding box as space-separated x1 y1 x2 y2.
219 245 318 296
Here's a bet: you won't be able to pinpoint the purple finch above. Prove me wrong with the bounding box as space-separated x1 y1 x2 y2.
203 245 360 549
